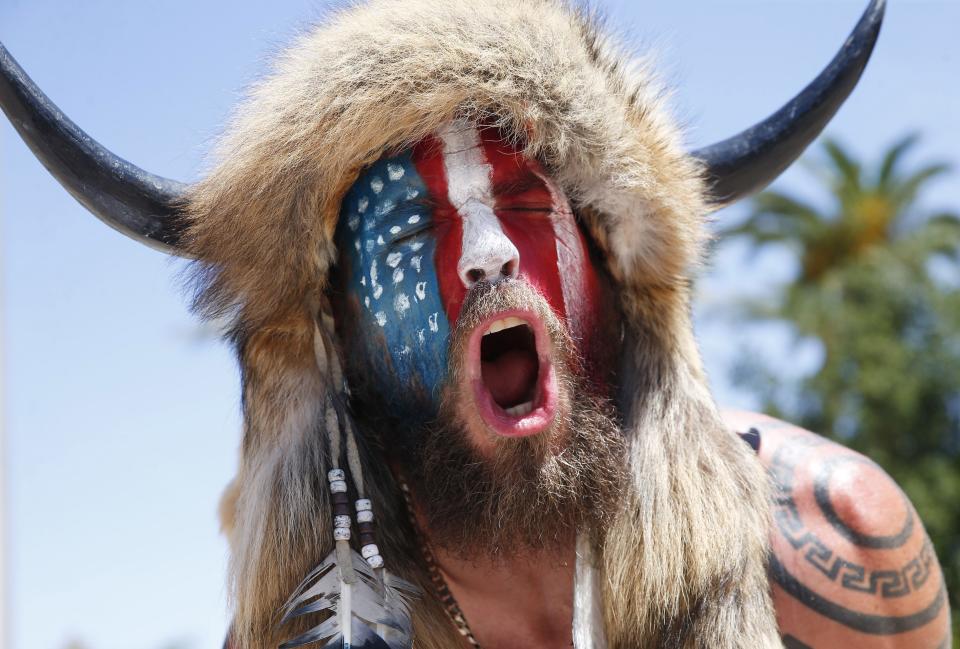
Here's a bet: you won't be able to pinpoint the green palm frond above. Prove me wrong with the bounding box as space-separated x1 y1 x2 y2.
721 135 957 282
894 213 960 264
877 132 921 189
890 162 952 213
823 138 863 194
723 191 829 247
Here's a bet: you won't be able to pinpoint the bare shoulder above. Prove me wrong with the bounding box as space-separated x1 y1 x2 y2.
721 410 952 649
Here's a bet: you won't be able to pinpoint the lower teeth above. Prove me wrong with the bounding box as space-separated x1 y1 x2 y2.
504 401 533 417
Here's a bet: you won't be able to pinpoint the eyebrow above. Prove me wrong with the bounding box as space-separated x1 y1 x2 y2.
491 169 543 198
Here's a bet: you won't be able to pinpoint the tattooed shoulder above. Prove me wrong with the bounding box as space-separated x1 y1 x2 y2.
721 410 952 649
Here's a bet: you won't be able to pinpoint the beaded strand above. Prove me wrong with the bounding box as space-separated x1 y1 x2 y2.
326 469 384 568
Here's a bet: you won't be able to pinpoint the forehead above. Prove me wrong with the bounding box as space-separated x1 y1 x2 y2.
343 124 543 217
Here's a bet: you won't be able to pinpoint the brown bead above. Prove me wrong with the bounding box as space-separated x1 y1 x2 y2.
331 492 350 505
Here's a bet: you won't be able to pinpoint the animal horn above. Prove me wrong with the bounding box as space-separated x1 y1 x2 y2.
0 43 188 255
693 0 885 208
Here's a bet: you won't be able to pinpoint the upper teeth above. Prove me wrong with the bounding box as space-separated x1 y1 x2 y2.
485 316 527 335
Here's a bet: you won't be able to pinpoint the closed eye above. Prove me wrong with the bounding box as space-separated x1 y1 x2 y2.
497 205 553 214
391 222 432 245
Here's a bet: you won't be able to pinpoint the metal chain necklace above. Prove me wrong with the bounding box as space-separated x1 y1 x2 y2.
398 478 482 648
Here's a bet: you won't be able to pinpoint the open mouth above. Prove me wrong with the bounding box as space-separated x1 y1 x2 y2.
467 310 559 437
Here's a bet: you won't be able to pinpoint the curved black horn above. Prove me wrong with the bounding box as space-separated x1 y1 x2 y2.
693 0 885 208
0 43 187 254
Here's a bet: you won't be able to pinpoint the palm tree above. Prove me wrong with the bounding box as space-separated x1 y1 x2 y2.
726 134 958 289
721 134 960 642
723 135 960 372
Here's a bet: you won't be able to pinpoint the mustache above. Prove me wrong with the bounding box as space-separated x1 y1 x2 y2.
448 278 577 368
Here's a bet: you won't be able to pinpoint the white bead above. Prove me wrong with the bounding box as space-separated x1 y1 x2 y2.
327 469 345 482
329 480 348 493
365 554 384 569
333 527 351 541
333 515 351 528
355 499 372 512
361 544 379 559
356 510 374 523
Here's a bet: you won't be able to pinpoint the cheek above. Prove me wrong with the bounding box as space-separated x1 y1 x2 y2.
555 219 608 379
497 214 566 315
497 211 605 373
341 235 453 416
536 214 605 364
432 216 466 326
335 154 455 418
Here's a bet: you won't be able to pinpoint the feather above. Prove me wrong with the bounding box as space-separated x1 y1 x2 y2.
279 544 418 649
572 531 608 649
288 315 417 649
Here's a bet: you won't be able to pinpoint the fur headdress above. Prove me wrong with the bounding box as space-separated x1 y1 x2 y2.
1 0 886 646
183 2 778 647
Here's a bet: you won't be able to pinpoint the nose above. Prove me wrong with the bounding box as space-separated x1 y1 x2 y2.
457 202 520 288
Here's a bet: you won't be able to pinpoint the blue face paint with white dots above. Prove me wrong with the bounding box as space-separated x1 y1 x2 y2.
334 152 451 421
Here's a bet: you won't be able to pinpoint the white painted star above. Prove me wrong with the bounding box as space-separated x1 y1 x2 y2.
394 293 410 315
376 199 396 216
387 163 405 181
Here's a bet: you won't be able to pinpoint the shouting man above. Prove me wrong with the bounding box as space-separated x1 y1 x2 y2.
1 0 950 647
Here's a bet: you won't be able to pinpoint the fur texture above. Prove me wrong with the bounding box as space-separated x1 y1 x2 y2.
184 1 780 647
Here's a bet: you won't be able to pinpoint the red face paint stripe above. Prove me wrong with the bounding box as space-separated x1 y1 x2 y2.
412 136 466 325
479 127 605 374
480 130 567 319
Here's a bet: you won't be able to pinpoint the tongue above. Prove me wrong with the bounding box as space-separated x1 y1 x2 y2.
481 349 538 408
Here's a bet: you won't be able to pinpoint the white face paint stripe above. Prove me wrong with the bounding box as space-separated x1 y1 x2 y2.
438 120 493 207
534 168 579 329
438 120 519 285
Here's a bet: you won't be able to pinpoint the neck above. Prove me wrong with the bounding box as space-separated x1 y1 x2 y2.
435 541 575 649
413 508 576 649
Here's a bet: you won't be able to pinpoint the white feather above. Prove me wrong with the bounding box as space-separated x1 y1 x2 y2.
278 544 418 649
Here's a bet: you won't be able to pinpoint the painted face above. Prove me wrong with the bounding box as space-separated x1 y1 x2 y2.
333 120 607 430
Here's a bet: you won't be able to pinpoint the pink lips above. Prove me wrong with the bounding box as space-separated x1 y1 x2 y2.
467 309 559 437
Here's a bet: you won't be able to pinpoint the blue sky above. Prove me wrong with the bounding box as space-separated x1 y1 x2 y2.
2 1 958 648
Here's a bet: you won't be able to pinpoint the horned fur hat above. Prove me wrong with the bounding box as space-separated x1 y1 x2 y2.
0 0 885 647
191 3 763 644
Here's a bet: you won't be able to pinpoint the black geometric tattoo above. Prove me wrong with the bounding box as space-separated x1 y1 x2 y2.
765 430 946 634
